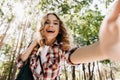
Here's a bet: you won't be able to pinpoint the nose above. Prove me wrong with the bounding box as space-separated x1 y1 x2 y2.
49 23 53 27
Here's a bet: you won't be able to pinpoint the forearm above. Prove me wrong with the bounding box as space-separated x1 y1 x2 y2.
70 42 108 64
21 41 37 61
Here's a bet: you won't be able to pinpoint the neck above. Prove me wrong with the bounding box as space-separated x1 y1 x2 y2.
45 38 56 46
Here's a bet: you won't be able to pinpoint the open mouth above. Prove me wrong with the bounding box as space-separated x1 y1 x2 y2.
46 30 55 33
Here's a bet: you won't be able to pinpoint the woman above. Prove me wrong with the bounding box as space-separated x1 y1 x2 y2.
16 13 77 80
16 0 120 80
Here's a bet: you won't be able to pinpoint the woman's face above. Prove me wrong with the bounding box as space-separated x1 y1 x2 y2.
43 14 60 42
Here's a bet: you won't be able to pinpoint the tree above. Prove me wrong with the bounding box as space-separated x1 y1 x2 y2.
0 0 118 80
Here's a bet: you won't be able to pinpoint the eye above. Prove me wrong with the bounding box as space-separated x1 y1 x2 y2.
54 22 59 25
45 21 50 25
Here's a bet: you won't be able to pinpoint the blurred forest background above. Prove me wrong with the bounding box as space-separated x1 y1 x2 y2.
0 0 120 80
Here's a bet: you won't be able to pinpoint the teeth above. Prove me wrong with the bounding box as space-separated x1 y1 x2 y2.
47 30 55 33
48 30 53 32
47 30 53 31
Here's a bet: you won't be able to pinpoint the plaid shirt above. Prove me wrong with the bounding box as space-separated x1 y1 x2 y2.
16 42 77 80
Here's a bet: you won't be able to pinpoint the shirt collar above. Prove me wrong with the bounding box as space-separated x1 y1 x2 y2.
47 41 63 47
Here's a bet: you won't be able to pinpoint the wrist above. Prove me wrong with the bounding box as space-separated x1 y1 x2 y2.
31 40 38 47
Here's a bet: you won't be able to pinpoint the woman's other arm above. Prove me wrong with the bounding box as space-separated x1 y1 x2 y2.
20 40 38 61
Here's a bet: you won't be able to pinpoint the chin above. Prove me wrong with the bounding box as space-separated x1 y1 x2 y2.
47 37 56 40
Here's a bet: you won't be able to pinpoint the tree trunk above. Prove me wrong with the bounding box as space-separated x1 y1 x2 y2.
7 54 15 80
11 23 27 80
88 63 91 78
109 63 115 80
10 33 21 80
79 66 81 80
82 64 86 80
89 62 95 80
97 62 102 80
72 66 76 80
0 24 10 48
64 62 68 80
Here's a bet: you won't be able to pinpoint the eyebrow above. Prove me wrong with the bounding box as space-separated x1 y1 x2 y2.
53 20 59 22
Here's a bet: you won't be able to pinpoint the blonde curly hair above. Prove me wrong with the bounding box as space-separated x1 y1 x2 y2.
37 13 72 51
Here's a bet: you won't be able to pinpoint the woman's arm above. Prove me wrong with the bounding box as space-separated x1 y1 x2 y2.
70 42 107 64
20 40 38 61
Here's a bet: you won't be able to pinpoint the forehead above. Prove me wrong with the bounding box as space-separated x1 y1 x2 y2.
47 14 59 21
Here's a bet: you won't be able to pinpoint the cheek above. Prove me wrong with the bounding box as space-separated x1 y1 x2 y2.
42 27 47 36
56 28 60 35
43 26 47 32
41 30 45 38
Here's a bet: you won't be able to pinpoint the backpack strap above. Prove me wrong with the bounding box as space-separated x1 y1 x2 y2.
38 54 45 77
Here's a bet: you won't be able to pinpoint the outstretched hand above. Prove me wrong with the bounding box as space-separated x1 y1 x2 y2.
99 0 120 60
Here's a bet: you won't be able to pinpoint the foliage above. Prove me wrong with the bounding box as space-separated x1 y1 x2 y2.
0 0 117 80
59 9 104 46
37 0 93 14
0 61 12 80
